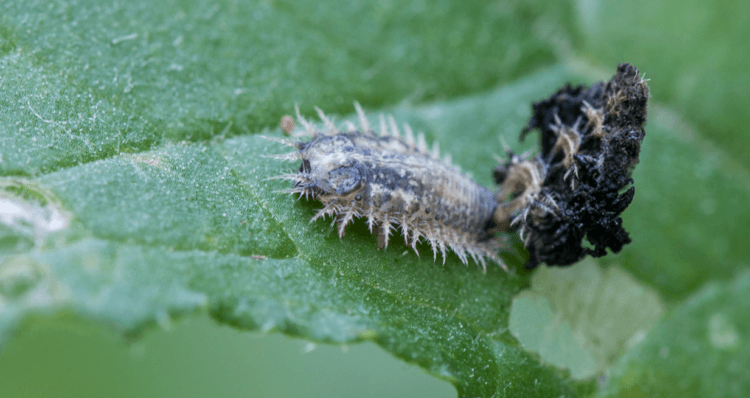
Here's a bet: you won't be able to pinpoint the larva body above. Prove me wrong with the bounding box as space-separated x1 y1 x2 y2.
268 65 647 272
272 105 505 271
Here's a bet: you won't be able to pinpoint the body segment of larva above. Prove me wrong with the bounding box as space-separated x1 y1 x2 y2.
270 104 505 271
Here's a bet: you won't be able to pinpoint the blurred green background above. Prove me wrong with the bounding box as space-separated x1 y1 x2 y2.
0 315 453 398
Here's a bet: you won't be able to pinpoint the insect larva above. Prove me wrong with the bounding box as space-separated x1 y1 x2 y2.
267 64 648 272
269 103 506 271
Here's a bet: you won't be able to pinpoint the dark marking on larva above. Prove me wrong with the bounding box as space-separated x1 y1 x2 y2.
268 103 505 271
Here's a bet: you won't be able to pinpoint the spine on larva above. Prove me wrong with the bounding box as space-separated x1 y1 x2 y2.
269 103 506 271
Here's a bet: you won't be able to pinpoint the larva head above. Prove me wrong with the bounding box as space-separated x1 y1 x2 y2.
297 134 366 199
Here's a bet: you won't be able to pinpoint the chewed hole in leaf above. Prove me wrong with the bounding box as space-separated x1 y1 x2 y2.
508 259 664 379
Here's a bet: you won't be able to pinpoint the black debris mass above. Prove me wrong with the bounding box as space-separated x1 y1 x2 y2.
495 63 649 269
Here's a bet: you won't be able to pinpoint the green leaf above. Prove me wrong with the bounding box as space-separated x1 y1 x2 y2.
1 69 586 396
613 107 750 300
0 0 568 175
2 0 750 396
508 260 664 380
574 0 750 168
598 271 750 397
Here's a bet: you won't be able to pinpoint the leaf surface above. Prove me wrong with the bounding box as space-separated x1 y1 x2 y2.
2 0 750 396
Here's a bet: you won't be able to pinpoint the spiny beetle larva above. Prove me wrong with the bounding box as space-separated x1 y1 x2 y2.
268 63 649 272
267 103 506 272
